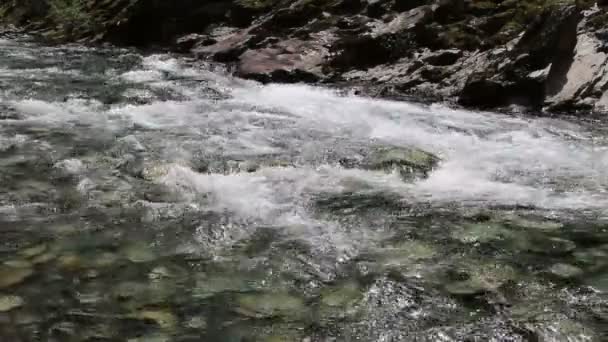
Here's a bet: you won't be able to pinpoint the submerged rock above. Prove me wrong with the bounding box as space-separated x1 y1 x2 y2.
234 292 307 320
0 295 24 312
192 274 253 299
134 309 178 330
376 240 438 266
19 244 48 258
127 333 171 342
526 237 576 256
122 243 158 263
184 315 207 330
318 282 363 320
451 222 513 244
0 265 33 289
445 261 519 296
548 263 584 279
3 259 33 269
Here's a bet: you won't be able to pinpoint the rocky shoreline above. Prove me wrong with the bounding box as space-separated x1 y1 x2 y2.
2 0 608 115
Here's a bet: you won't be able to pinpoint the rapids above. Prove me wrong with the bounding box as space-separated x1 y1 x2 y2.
0 32 606 341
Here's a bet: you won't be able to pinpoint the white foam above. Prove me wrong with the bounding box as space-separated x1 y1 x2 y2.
54 158 85 175
6 50 608 213
228 83 608 211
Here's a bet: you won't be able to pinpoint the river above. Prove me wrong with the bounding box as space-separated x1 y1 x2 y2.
0 32 606 341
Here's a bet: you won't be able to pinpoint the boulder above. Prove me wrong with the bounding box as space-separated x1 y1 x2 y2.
345 145 440 180
544 8 608 112
236 35 334 82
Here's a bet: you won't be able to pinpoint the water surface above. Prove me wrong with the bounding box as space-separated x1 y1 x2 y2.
0 32 607 341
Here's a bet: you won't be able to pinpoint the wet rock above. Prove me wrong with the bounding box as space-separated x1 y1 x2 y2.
122 243 157 263
57 254 83 271
504 216 563 231
451 222 512 244
234 292 307 320
0 265 33 289
184 315 207 330
49 321 77 339
548 263 584 279
141 164 171 182
445 261 518 296
376 240 438 266
192 274 253 299
318 282 363 320
587 272 608 292
445 278 489 296
92 252 121 268
76 290 104 305
149 264 188 281
30 251 56 265
113 280 176 307
573 247 608 268
134 309 178 330
523 313 599 342
127 333 171 342
3 259 33 269
0 295 24 312
19 243 48 258
526 237 576 256
346 145 439 180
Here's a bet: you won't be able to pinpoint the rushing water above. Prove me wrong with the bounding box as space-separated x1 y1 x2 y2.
0 32 607 341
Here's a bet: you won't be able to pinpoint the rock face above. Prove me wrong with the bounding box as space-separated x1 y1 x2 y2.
2 0 608 114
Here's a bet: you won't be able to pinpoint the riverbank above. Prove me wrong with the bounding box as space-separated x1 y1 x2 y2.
1 0 608 115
